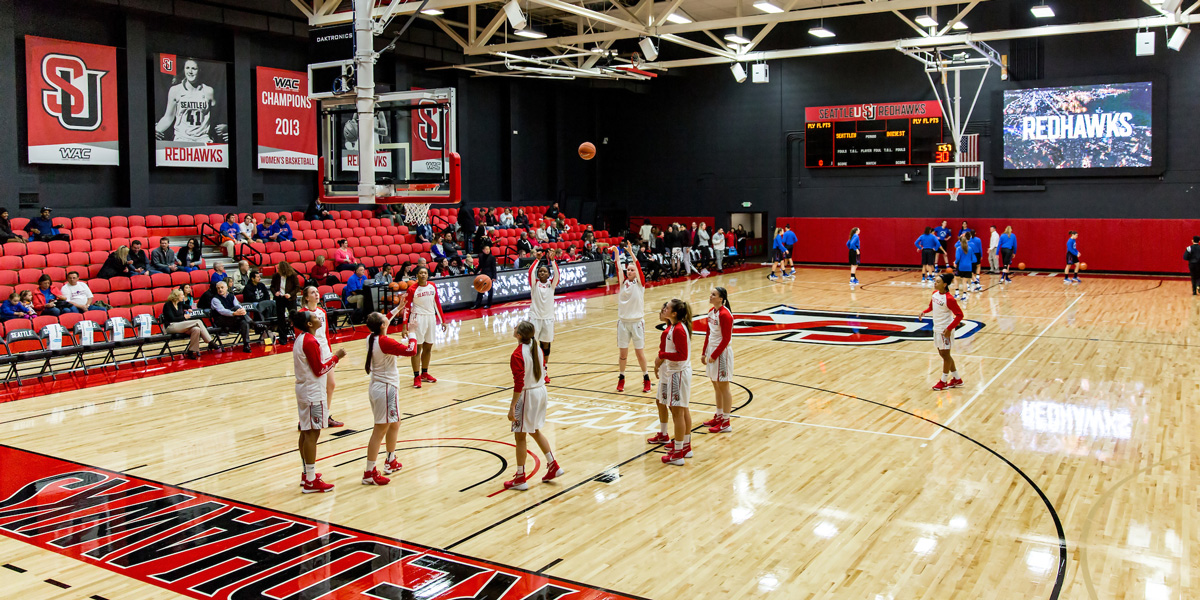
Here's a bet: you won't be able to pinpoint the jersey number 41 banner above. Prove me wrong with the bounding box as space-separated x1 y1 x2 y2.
153 54 229 168
256 66 316 170
25 36 120 166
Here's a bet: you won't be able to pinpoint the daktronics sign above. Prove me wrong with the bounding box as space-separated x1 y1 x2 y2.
804 101 942 122
24 36 120 165
256 66 316 170
0 446 640 600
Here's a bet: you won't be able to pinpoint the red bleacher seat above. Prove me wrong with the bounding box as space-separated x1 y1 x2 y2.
69 240 89 253
111 226 130 239
92 239 111 252
145 215 163 227
48 240 69 254
129 216 145 228
150 273 171 288
131 226 148 238
189 270 207 285
24 255 46 269
27 242 48 256
18 269 41 285
176 214 192 227
43 267 65 282
152 288 171 303
89 279 110 294
110 216 127 228
131 275 151 290
71 217 90 230
93 227 111 240
109 277 131 292
109 292 132 307
131 290 152 305
0 257 19 270
0 273 15 287
73 229 92 241
170 272 189 286
3 243 25 257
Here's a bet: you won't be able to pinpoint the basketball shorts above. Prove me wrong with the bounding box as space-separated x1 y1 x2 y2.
656 367 692 408
934 328 955 351
1066 252 1079 265
973 252 982 267
511 386 548 433
957 269 973 279
533 318 555 343
368 381 401 424
772 248 787 262
296 385 327 431
705 348 734 382
409 314 438 345
848 249 860 266
1001 249 1014 268
940 240 950 254
616 319 644 350
921 249 936 266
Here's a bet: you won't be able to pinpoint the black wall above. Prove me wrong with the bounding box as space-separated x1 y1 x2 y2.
595 29 1200 228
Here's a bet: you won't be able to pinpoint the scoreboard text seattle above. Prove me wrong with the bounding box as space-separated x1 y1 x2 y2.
805 100 946 168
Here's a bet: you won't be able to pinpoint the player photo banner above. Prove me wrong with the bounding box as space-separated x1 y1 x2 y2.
255 66 316 170
153 53 229 168
24 36 120 165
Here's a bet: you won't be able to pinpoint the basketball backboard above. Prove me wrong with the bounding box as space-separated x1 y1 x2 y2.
928 161 984 202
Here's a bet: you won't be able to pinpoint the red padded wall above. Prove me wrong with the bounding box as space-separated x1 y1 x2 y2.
779 218 1200 274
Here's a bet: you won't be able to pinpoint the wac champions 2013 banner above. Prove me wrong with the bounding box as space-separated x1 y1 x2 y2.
153 53 229 168
255 66 316 170
24 36 120 165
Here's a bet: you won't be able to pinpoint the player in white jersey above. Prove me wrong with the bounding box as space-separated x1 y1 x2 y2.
612 242 651 393
361 307 419 486
919 273 965 391
503 320 565 491
654 298 694 466
154 58 224 143
298 286 343 428
292 311 346 494
528 254 560 381
401 266 446 389
701 287 735 433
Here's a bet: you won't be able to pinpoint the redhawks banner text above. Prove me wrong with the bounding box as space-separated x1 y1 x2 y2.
25 36 120 165
256 66 316 170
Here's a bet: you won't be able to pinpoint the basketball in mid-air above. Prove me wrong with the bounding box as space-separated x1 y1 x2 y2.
1079 262 1087 270
578 142 596 160
1018 262 1026 270
473 274 492 292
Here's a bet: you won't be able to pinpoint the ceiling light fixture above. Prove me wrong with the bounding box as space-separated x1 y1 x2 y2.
914 14 938 27
724 33 752 44
1030 4 1055 18
808 26 835 38
514 27 547 39
665 10 693 24
753 1 785 13
420 7 444 15
951 20 968 30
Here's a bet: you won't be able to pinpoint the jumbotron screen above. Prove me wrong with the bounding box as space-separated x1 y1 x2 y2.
1000 82 1154 172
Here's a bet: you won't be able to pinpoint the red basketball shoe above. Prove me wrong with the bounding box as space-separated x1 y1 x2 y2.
616 376 625 392
302 476 334 494
504 471 530 491
932 380 949 391
383 458 402 474
948 378 964 388
542 461 565 482
413 375 422 389
646 432 669 444
420 372 437 383
362 469 390 486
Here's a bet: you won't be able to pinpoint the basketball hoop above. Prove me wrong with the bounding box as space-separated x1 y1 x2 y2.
948 187 961 202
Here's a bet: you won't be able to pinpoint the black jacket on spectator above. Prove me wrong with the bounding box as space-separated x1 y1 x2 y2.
243 282 272 303
177 245 202 267
458 207 475 238
478 252 497 278
130 249 149 272
162 301 189 326
0 217 18 243
97 253 129 278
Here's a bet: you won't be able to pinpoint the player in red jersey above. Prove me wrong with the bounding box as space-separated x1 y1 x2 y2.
655 299 694 466
701 287 735 433
293 311 346 493
504 320 564 491
401 266 446 389
919 273 965 391
361 306 419 486
612 243 651 393
298 286 344 428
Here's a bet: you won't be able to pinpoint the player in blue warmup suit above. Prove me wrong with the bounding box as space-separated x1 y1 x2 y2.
1064 231 1081 284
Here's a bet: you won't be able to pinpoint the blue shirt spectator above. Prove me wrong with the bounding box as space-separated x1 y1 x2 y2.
219 221 240 239
0 296 33 321
210 264 229 286
28 207 68 241
269 218 294 242
255 220 273 241
343 272 368 298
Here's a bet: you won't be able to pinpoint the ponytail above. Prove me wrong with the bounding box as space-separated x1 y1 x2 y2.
667 298 693 336
848 227 859 241
514 321 541 381
364 312 388 374
713 286 731 313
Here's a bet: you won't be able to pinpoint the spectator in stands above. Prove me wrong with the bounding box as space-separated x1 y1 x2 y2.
33 275 78 316
27 207 69 242
210 262 228 286
500 209 515 228
269 214 294 242
218 213 240 257
535 224 549 244
442 233 461 257
98 245 131 279
515 231 535 257
333 239 360 272
127 240 150 275
228 260 252 294
271 261 303 340
150 238 183 274
725 228 737 261
378 202 402 225
60 271 95 312
546 222 561 242
197 284 217 315
431 234 448 260
639 219 653 244
241 270 276 323
255 217 273 241
545 202 561 220
458 206 476 253
0 209 25 244
179 283 196 309
712 227 726 273
342 265 371 316
397 261 414 281
306 198 332 222
163 289 214 360
309 255 337 286
484 207 499 231
583 226 596 245
515 208 530 229
1 292 35 322
209 280 255 353
471 223 487 254
637 243 663 280
735 225 748 257
376 263 395 285
414 221 433 244
19 290 37 315
447 256 467 276
473 244 496 309
555 215 569 235
697 222 712 266
238 215 256 243
177 238 202 272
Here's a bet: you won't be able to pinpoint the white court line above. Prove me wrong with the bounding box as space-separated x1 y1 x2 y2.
929 294 1084 440
545 390 925 439
726 334 1013 361
436 378 508 389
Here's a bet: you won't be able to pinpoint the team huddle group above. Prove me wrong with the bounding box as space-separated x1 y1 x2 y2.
290 240 736 493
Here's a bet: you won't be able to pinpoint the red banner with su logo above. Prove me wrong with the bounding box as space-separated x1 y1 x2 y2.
256 66 317 170
411 88 446 175
25 36 120 166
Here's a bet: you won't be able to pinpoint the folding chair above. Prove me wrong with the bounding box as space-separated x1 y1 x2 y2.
2 326 50 384
105 316 148 367
39 323 82 379
322 293 355 331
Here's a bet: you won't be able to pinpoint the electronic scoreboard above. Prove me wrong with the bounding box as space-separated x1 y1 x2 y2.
805 100 946 168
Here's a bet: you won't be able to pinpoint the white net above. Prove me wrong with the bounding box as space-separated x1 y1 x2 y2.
404 202 430 226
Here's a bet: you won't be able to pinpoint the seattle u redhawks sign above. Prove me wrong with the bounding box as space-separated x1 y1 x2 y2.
688 305 984 345
0 446 640 600
24 36 120 165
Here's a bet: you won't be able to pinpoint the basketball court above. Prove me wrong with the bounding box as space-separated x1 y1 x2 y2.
1 265 1195 600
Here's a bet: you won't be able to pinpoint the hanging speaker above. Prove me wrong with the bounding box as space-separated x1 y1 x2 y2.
638 37 658 61
751 63 769 83
1136 30 1156 56
731 63 747 83
503 0 527 31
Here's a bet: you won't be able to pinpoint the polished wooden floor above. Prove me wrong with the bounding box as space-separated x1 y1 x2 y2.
1 266 1197 600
